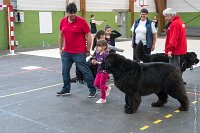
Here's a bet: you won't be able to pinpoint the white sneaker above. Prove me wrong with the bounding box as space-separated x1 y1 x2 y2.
106 87 111 97
109 74 114 80
96 98 106 104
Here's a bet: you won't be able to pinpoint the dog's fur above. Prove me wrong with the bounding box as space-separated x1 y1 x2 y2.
105 53 189 114
135 41 199 72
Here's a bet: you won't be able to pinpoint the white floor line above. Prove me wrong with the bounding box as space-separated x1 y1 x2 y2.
0 53 19 58
0 83 63 98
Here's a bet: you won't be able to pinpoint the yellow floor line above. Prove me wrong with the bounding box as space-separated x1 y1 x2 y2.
165 114 173 118
192 101 198 105
140 125 149 131
175 110 180 113
153 119 162 124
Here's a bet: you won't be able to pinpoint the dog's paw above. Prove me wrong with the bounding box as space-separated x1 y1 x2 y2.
124 104 128 109
124 109 133 114
151 102 165 107
124 108 136 114
179 106 189 111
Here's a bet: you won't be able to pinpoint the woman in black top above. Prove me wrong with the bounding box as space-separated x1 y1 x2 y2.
105 25 122 53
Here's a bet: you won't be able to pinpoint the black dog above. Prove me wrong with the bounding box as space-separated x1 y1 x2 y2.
135 41 199 72
105 53 189 114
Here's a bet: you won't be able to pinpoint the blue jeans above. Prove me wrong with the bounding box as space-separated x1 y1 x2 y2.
61 52 96 93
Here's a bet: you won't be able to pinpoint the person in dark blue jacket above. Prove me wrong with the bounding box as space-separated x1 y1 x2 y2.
131 8 157 62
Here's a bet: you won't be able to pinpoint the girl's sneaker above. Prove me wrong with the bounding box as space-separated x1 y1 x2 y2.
106 87 111 97
96 98 106 104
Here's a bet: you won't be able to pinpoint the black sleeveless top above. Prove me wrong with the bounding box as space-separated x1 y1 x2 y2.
90 19 97 34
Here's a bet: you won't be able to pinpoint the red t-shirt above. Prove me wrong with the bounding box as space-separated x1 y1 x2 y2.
60 16 90 53
165 16 187 55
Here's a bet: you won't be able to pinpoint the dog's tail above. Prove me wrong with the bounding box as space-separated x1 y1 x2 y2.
135 41 150 63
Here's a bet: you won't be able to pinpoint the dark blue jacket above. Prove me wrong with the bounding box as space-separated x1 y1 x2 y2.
132 18 153 48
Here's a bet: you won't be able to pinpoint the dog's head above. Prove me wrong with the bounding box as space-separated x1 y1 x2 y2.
181 52 199 72
105 53 139 74
104 53 126 73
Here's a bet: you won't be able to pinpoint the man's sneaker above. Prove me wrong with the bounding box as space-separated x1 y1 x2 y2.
70 77 78 83
106 87 111 97
56 91 70 96
88 91 97 98
96 98 106 104
79 79 84 84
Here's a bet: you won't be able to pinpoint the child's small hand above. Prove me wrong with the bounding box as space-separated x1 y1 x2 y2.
91 59 97 64
96 61 102 65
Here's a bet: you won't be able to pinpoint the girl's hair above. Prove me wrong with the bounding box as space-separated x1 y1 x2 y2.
95 30 105 39
92 30 105 50
97 40 107 49
105 25 111 31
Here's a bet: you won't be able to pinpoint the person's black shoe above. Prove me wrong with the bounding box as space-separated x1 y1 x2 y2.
56 91 70 96
88 91 97 98
70 77 78 83
79 79 84 84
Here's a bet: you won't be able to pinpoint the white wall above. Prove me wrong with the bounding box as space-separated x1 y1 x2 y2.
17 0 80 11
167 0 200 12
0 0 3 5
86 0 156 12
134 0 156 12
0 0 3 10
86 0 128 12
17 0 66 11
15 0 156 12
10 0 200 12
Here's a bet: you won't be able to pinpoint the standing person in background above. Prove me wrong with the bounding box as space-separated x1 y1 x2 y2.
105 25 123 53
152 15 158 30
131 8 157 61
57 3 96 98
163 8 187 68
90 14 104 44
90 14 97 39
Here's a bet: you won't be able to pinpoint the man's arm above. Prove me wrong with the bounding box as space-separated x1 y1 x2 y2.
86 32 92 56
59 31 64 54
92 19 104 25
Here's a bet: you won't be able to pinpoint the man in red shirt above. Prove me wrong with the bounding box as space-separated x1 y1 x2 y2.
57 3 96 98
163 8 187 68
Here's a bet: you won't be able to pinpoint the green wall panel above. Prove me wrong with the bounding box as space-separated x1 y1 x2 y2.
85 12 118 32
178 12 200 27
14 11 65 48
0 11 8 50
